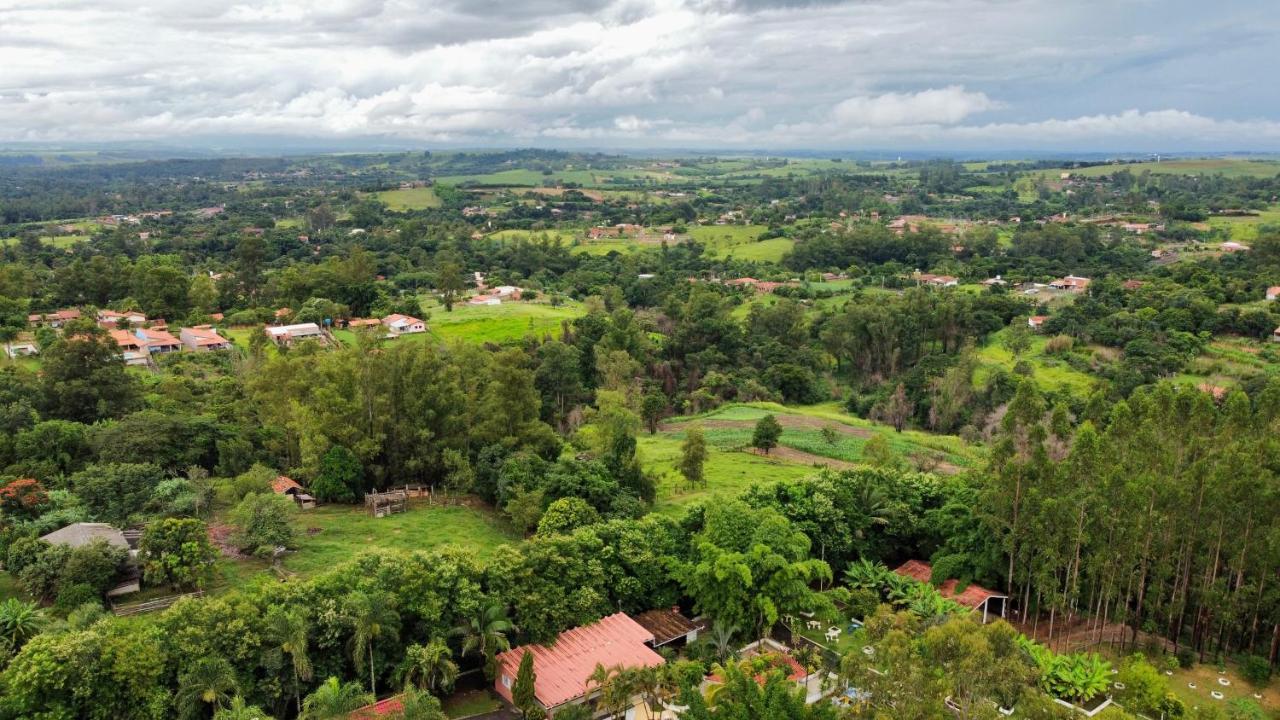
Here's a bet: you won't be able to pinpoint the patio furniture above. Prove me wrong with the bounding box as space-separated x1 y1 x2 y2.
826 627 842 642
806 619 822 630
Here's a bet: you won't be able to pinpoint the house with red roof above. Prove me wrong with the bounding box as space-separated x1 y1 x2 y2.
893 560 1007 623
381 314 426 335
272 476 315 509
1266 286 1280 301
1027 315 1048 330
180 326 231 351
135 327 182 355
494 613 664 717
1048 275 1090 292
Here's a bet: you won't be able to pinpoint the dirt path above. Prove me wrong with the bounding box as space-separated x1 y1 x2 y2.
745 446 859 469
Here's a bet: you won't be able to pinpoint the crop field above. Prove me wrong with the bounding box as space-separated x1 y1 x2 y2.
644 402 978 514
974 330 1096 395
373 186 442 210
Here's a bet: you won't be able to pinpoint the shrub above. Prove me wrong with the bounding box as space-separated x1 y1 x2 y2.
54 583 99 613
1242 655 1271 686
1043 335 1075 355
1176 647 1195 669
229 493 297 558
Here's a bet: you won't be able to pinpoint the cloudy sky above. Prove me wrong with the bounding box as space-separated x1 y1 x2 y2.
2 0 1279 151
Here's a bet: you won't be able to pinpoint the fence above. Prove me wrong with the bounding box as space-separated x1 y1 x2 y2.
111 590 204 617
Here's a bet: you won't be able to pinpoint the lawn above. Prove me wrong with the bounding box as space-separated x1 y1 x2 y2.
374 187 442 211
420 299 585 344
0 572 22 601
442 689 504 719
280 501 517 577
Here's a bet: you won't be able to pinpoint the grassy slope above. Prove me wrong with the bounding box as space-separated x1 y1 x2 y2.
645 402 979 515
1206 205 1280 241
975 329 1096 395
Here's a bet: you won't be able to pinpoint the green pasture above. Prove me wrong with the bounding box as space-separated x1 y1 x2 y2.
373 187 442 211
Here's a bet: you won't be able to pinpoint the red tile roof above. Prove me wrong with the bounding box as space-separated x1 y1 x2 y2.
272 476 302 494
349 696 403 718
495 613 663 709
893 560 1006 610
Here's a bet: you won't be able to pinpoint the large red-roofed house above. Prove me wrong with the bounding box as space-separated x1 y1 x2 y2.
893 559 1008 623
494 613 664 717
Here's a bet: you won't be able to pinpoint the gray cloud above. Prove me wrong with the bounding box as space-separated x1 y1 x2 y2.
0 0 1277 149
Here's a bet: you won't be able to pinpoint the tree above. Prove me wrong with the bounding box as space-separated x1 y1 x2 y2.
301 677 373 720
312 444 363 503
820 425 839 446
213 696 273 720
0 478 48 520
1003 322 1033 357
347 590 400 696
452 603 516 680
512 649 539 719
505 487 546 536
229 493 297 557
434 257 466 312
536 496 600 536
640 391 666 434
70 462 166 526
39 330 139 423
267 606 313 718
874 383 913 432
176 656 238 719
678 501 832 637
752 414 782 455
396 638 459 694
0 598 45 651
139 518 217 590
679 424 707 488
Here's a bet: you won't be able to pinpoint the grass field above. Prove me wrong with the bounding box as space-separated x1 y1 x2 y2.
1037 158 1280 180
643 433 819 515
374 187 442 210
486 229 576 245
1206 205 1280 241
420 299 585 344
975 329 1097 395
280 501 516 577
645 402 978 514
442 689 504 718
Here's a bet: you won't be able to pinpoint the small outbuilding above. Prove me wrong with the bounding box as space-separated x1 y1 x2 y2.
893 559 1008 623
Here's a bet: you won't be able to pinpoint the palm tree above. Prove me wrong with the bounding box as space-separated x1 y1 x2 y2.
346 591 400 696
301 677 373 720
0 598 45 650
842 559 889 593
706 622 740 664
396 638 459 694
267 606 313 717
792 643 820 698
176 656 238 719
213 695 273 720
451 602 516 679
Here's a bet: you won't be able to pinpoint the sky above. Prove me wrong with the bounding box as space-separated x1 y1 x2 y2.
1 0 1279 152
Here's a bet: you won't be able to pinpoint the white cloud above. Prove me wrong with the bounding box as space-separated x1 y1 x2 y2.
831 86 997 128
0 0 1276 149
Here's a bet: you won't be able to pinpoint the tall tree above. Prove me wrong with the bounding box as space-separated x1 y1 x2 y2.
346 591 400 696
267 606 313 718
